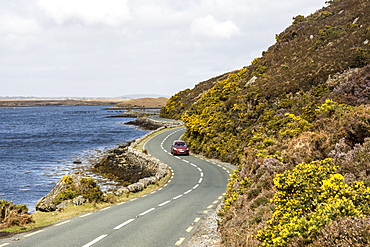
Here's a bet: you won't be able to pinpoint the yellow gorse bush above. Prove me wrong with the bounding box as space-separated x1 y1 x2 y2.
255 158 370 246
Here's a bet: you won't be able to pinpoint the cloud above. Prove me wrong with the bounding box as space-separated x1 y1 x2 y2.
190 15 241 39
37 0 131 26
0 13 41 49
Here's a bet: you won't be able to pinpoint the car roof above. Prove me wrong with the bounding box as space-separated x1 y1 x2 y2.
173 140 186 143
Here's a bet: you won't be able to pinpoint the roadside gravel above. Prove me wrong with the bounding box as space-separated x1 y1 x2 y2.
187 205 222 247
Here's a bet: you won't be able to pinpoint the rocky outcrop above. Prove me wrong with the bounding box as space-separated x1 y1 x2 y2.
93 144 168 188
95 140 170 196
35 174 96 212
125 116 183 130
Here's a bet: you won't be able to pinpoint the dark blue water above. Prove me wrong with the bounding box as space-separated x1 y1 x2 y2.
0 105 148 211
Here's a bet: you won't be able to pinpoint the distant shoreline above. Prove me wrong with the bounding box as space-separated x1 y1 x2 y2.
0 99 127 107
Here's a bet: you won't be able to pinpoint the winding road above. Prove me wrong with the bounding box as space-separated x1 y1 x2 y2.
0 127 233 247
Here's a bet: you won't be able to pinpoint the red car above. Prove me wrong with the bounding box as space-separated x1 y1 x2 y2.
171 140 189 155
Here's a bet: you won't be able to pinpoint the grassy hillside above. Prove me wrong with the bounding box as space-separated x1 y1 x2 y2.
161 0 370 246
113 97 168 109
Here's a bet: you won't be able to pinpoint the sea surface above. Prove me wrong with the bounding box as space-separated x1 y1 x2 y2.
0 105 149 212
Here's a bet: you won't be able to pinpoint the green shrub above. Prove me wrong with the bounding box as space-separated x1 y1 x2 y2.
53 176 104 205
352 47 370 67
316 25 345 45
254 158 370 246
292 15 305 24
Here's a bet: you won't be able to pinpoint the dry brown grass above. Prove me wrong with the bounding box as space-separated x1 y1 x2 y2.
115 97 168 108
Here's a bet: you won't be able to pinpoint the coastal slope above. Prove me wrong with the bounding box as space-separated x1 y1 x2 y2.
161 0 370 246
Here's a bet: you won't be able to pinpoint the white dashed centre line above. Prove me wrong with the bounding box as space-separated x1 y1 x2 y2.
159 200 171 207
114 219 135 230
173 194 183 200
139 207 156 216
82 234 108 247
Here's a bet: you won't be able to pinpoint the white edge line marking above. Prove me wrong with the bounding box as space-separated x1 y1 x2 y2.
55 220 71 226
80 212 93 218
24 230 44 237
159 200 171 206
139 207 156 216
82 234 108 247
0 243 10 247
114 218 135 230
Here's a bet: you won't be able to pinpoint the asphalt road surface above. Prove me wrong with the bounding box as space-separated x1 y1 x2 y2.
0 127 232 247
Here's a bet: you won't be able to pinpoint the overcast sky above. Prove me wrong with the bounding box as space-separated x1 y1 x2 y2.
0 0 326 98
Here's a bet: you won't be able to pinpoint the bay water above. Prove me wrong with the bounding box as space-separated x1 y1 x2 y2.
0 105 149 212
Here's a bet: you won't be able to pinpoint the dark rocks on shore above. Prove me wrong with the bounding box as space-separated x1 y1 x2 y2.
125 118 164 130
106 110 159 118
92 144 156 186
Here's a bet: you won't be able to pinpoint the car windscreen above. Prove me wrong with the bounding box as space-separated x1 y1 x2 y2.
174 142 186 147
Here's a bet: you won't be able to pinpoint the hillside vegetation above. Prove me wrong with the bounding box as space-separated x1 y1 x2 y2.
161 0 370 246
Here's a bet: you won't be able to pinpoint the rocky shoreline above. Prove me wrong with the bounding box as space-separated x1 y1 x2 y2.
35 116 181 211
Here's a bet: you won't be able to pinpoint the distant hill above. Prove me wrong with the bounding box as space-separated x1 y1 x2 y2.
113 97 168 109
117 94 170 99
161 0 370 246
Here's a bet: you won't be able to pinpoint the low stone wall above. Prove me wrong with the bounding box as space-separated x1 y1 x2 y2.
111 127 171 195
